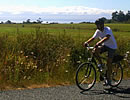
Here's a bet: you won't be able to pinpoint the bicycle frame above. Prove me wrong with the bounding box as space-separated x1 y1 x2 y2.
86 46 109 76
86 47 103 69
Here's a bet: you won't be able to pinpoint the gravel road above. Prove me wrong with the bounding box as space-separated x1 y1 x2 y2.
0 80 130 100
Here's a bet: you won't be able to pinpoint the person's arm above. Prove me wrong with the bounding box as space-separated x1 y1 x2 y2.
84 37 95 47
84 29 99 47
95 34 110 47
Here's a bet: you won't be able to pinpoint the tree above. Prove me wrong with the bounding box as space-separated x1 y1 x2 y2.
26 19 31 24
118 10 125 22
37 18 43 24
112 11 126 22
5 20 12 24
112 11 118 21
126 11 130 21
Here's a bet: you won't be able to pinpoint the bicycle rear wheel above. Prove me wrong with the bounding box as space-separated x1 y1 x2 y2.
110 63 123 87
76 62 96 91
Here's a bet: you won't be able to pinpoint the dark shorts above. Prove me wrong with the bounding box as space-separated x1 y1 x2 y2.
100 45 116 58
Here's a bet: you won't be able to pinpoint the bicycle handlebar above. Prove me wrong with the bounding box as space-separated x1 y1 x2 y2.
86 47 94 50
86 45 102 51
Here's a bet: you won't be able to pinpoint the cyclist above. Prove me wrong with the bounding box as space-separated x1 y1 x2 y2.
84 18 117 85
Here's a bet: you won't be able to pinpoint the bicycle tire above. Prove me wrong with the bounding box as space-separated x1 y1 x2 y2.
76 62 96 91
110 63 123 87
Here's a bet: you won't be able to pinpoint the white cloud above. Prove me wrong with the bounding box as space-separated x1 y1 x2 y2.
0 5 115 22
0 5 115 15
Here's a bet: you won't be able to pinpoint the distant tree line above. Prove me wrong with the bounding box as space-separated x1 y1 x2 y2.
100 10 130 23
23 18 43 24
80 10 130 24
0 18 43 24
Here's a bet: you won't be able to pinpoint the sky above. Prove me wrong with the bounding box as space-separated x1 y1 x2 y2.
0 0 130 23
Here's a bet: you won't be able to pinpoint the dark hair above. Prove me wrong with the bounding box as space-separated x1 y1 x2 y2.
95 19 104 25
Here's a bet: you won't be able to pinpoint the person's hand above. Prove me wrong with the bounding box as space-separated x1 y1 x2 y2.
94 42 101 48
84 42 89 47
93 42 100 53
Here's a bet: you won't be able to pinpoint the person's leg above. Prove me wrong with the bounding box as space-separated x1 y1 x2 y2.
105 47 116 85
93 48 103 64
93 45 106 65
106 58 113 81
94 46 107 81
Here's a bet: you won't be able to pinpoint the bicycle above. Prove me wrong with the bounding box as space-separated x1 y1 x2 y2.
76 46 123 91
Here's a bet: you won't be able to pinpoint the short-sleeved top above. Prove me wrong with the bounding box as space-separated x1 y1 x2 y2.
92 27 117 49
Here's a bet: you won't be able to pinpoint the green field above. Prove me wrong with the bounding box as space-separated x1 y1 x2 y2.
0 23 130 42
0 23 130 89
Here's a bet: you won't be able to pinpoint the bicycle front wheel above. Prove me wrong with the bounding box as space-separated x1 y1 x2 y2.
110 63 123 87
76 62 96 91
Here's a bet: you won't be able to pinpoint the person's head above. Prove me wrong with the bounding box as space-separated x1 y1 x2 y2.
95 19 104 32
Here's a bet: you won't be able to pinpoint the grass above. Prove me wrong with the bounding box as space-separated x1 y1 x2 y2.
0 23 130 90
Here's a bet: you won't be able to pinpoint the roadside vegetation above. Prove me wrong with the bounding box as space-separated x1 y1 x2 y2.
0 23 130 90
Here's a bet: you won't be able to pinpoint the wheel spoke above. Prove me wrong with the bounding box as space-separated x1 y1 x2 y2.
79 77 87 84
